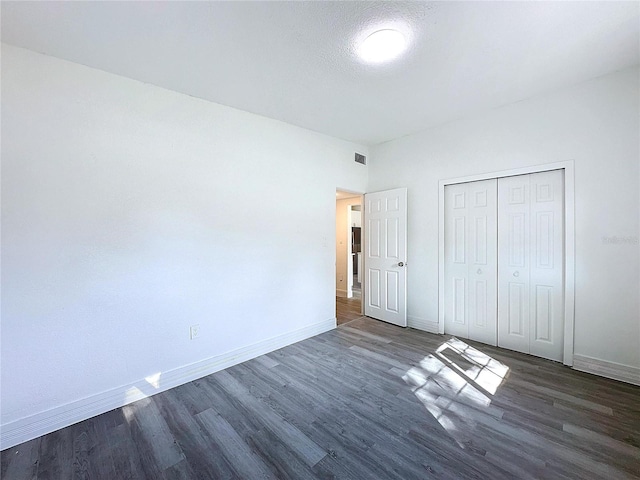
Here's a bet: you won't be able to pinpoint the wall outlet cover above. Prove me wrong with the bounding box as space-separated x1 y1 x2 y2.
190 324 200 340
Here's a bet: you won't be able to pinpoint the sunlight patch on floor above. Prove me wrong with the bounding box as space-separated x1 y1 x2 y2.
436 338 508 395
401 337 509 448
122 387 152 422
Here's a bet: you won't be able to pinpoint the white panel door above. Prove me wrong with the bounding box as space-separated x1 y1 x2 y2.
529 170 564 361
497 175 531 355
444 183 469 338
467 179 498 345
444 179 498 345
498 170 564 361
364 188 407 327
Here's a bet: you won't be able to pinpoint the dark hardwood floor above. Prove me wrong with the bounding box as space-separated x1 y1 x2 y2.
2 317 639 479
336 295 363 325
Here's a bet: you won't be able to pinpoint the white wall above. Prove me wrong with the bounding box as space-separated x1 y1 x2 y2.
0 45 368 447
369 67 640 371
335 197 362 296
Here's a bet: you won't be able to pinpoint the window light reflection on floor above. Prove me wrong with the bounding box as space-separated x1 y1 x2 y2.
121 371 163 422
402 337 509 448
436 338 509 395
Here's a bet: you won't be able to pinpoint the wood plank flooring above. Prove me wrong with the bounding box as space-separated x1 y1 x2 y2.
2 317 639 479
336 295 363 325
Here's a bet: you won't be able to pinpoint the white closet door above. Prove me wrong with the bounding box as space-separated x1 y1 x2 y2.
467 179 498 346
444 183 469 338
497 175 531 355
444 179 497 345
529 171 564 361
498 170 564 361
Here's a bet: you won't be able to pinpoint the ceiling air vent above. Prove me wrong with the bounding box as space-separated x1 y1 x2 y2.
355 153 366 165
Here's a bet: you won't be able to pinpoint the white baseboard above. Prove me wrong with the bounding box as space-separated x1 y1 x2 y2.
0 318 336 450
408 315 440 334
336 288 348 298
572 354 640 386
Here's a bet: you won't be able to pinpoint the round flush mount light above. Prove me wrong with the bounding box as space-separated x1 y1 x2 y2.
357 29 407 64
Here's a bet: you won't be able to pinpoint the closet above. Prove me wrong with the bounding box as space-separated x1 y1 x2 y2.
444 170 565 362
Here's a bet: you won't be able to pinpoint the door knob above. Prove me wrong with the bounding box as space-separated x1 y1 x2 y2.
477 268 482 274
513 271 520 277
398 262 404 267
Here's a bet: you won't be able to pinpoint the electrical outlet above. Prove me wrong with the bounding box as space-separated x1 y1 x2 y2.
190 324 200 340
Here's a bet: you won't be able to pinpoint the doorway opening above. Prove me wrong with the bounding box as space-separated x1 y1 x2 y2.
336 190 364 326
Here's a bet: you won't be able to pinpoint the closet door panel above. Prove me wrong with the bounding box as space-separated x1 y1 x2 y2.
498 175 531 354
444 180 497 344
467 179 498 346
529 170 564 361
444 183 469 338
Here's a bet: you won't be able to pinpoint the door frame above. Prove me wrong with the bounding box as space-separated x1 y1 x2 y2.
345 202 363 298
438 160 575 366
336 190 365 315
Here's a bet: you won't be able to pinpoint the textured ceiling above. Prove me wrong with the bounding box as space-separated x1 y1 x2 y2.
2 1 638 145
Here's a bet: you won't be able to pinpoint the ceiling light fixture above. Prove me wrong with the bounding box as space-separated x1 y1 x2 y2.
357 29 407 64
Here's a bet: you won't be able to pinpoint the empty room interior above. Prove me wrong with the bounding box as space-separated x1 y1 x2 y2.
2 2 639 479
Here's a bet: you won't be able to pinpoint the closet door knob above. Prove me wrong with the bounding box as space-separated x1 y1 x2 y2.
513 271 520 277
398 262 404 267
477 268 482 274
